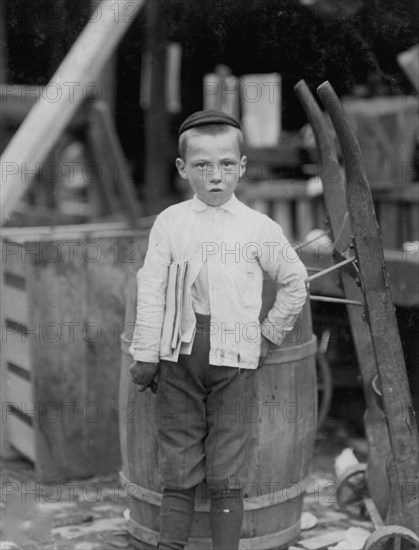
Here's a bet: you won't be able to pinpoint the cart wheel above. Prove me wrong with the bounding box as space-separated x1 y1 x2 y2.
316 350 333 428
363 525 419 550
337 463 369 519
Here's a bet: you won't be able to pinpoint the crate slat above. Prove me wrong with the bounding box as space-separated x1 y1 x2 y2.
7 370 34 412
1 285 28 324
8 415 36 461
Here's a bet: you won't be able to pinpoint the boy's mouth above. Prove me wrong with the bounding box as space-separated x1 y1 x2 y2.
209 188 222 193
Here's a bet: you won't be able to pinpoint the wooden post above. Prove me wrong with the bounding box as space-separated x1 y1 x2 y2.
0 0 144 225
91 0 117 115
143 0 172 214
0 2 7 84
0 3 9 153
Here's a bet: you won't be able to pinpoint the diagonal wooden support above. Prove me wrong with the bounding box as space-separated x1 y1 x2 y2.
87 101 143 227
0 0 145 225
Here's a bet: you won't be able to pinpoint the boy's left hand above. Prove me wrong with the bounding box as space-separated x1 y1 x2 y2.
258 336 271 368
129 361 160 393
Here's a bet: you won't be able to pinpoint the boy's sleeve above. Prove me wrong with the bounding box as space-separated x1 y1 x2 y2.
258 217 308 347
129 213 171 362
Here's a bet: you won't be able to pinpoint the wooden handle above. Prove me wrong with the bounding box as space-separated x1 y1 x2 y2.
316 81 368 193
294 80 350 254
294 80 334 160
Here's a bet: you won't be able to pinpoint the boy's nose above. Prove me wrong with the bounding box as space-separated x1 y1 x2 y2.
208 163 222 183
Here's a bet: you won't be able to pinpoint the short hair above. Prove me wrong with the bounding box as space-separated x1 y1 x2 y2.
178 124 244 160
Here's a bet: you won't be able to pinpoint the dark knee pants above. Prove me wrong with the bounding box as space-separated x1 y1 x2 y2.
157 314 257 490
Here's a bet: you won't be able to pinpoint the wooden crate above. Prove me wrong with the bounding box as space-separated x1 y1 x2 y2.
373 183 419 249
238 180 325 243
342 96 418 189
1 222 151 482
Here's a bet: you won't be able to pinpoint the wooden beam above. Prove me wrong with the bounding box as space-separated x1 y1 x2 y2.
143 0 171 214
0 1 8 84
91 0 117 115
87 101 143 226
0 0 144 225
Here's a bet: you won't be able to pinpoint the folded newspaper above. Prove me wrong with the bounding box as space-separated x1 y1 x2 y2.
160 260 190 359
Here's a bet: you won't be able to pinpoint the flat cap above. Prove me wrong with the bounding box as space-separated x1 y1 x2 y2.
178 110 241 136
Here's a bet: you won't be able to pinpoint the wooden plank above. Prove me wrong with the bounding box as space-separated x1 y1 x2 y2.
92 0 117 114
0 0 145 224
143 0 171 214
26 240 92 482
0 220 153 241
0 4 7 84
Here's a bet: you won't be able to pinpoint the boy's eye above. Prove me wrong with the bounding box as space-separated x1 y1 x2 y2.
222 161 236 169
197 163 207 169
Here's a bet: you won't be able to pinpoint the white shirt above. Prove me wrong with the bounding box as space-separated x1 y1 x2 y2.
129 194 308 369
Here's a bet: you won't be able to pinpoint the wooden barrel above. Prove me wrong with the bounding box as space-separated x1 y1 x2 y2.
119 274 317 549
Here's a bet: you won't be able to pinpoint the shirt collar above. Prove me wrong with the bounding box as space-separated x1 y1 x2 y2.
192 194 241 214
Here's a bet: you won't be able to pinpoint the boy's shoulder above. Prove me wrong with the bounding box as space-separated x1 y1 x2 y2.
156 199 194 220
156 196 278 229
237 198 278 226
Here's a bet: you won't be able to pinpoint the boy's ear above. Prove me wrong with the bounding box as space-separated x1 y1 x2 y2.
176 157 187 180
239 155 247 178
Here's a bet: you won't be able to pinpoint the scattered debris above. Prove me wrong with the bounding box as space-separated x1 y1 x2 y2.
334 448 359 479
297 530 347 549
51 516 127 540
301 512 318 530
53 513 94 528
329 526 371 549
0 543 23 550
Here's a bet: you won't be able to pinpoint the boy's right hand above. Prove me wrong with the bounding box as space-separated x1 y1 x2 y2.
129 361 160 393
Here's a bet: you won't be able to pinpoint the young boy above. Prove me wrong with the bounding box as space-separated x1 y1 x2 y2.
129 110 308 550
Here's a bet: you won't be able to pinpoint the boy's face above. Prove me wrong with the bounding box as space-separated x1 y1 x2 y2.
176 130 247 207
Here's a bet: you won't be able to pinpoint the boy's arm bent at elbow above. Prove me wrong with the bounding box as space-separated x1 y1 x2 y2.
259 219 308 347
129 214 171 364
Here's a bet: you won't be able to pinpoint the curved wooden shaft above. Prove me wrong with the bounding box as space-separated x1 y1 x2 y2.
294 80 392 516
294 80 350 254
317 80 419 533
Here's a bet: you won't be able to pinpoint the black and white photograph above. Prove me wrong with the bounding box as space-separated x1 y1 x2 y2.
0 1 418 549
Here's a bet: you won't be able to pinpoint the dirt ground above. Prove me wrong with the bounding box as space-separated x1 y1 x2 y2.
0 418 374 550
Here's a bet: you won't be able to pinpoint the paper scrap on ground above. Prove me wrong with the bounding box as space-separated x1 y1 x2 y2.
329 527 371 549
301 511 318 530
